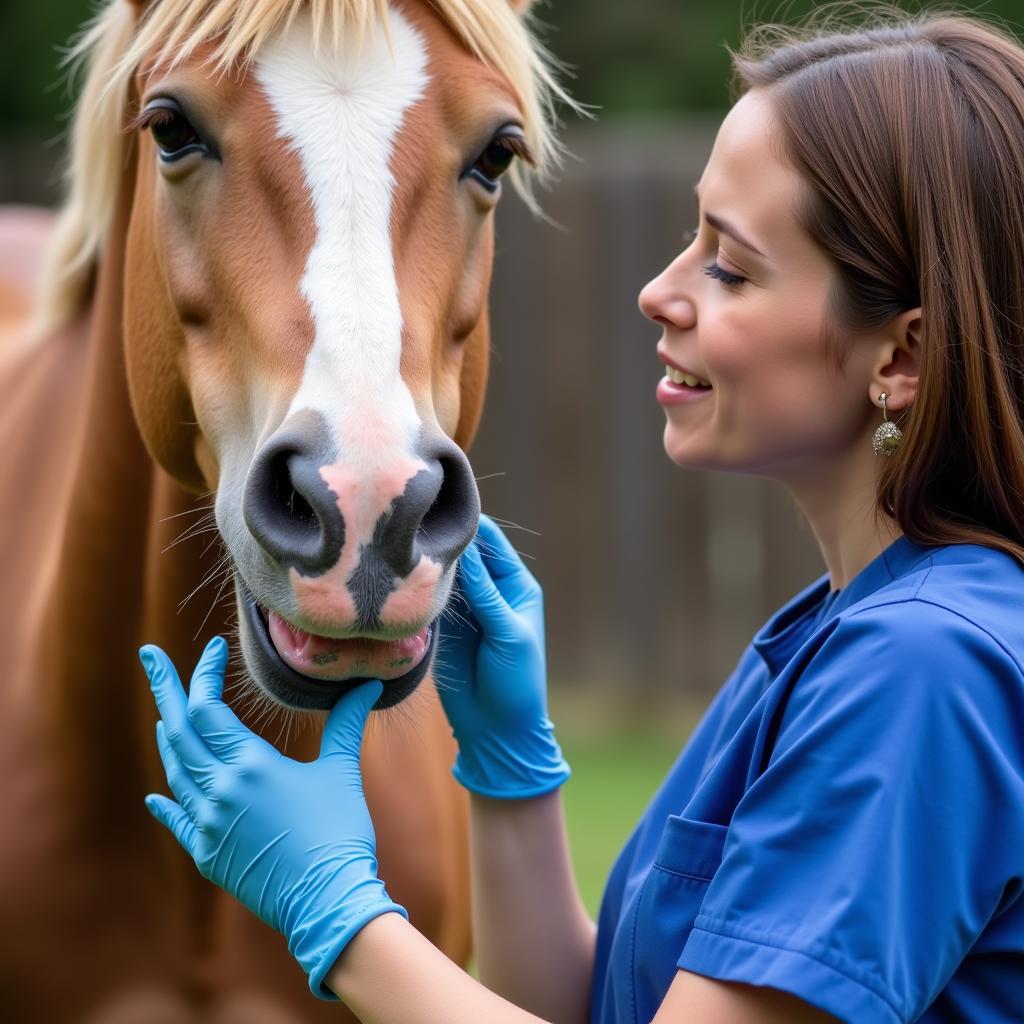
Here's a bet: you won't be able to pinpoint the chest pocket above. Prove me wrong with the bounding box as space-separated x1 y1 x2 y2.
605 816 728 1024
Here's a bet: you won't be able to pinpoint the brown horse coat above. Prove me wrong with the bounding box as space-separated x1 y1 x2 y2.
0 187 471 1024
0 0 553 1018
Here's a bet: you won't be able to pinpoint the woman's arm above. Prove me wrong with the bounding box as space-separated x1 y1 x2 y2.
654 973 838 1023
468 791 595 1024
434 517 594 1021
330 924 834 1024
141 635 836 1024
327 913 545 1023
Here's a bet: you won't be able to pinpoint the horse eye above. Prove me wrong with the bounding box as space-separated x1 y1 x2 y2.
147 109 204 161
475 141 515 181
468 133 522 190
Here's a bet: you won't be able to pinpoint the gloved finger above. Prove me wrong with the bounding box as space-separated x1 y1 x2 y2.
141 643 214 768
475 514 532 582
186 636 261 763
155 720 205 816
456 542 519 642
320 679 384 759
144 793 199 860
474 515 540 609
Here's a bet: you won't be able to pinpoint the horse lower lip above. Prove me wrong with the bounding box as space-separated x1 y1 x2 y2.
263 607 431 682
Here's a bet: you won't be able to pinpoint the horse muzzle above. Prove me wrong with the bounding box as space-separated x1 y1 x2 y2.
225 410 478 709
242 411 479 600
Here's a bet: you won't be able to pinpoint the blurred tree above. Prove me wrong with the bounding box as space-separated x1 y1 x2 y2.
537 0 1024 116
0 0 87 136
3 1 1024 131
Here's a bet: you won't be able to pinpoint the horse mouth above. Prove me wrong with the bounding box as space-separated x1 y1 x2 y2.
264 606 433 681
236 575 438 710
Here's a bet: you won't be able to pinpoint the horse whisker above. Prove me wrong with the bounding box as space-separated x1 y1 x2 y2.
177 556 233 613
162 515 218 553
479 512 542 538
157 493 216 524
192 565 236 642
473 538 534 564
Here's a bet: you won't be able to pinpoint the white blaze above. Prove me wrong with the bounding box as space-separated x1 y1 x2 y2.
256 8 430 516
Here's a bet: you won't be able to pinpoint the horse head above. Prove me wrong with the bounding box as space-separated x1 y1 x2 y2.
87 0 559 709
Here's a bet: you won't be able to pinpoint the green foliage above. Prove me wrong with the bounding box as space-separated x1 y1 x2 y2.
536 0 1024 116
0 0 89 134
5 2 1024 129
559 721 695 915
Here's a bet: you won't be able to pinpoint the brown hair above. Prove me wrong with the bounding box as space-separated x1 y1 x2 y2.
732 5 1024 565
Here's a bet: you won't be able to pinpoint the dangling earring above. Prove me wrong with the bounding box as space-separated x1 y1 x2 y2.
871 392 902 456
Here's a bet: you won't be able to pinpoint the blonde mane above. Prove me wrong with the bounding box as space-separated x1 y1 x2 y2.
36 0 570 334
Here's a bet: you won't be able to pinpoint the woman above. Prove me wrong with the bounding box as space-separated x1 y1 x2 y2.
142 9 1024 1022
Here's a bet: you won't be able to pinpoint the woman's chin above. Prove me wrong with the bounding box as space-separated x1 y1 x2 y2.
663 433 710 470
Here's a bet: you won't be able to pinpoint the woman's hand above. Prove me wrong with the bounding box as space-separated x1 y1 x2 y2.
141 637 406 1000
437 514 570 799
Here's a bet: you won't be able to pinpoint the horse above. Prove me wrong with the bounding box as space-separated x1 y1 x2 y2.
0 0 563 1020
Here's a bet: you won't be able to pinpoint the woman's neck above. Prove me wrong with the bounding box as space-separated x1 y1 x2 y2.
778 441 902 591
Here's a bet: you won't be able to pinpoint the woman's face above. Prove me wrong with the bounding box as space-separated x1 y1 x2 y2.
640 90 877 478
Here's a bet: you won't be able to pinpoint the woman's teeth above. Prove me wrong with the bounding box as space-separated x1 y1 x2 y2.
665 366 712 388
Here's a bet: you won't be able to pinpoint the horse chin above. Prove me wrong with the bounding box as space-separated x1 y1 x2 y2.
234 575 437 711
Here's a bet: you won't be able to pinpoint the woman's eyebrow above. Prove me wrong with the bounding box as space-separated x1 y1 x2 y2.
693 183 768 258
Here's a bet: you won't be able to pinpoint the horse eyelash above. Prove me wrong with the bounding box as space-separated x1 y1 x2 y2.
124 106 178 135
497 132 535 167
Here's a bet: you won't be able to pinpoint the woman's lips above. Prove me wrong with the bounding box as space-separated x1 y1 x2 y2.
656 376 715 405
265 608 432 682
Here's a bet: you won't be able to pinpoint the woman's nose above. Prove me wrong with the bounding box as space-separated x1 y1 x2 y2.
638 264 696 330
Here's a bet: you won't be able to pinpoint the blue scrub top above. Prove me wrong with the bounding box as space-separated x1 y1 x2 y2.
590 537 1024 1023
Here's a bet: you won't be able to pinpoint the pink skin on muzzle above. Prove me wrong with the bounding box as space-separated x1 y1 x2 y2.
266 455 444 682
267 610 432 680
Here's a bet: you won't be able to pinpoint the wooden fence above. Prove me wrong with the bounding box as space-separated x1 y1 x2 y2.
475 121 825 701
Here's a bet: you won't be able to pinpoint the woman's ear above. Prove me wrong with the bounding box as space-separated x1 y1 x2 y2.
872 307 921 413
508 0 537 13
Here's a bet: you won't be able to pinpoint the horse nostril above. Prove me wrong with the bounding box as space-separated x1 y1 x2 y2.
269 449 316 527
244 430 345 575
419 454 473 550
381 445 480 577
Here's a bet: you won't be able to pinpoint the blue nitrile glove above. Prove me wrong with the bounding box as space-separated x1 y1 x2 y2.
436 513 570 799
140 637 406 1000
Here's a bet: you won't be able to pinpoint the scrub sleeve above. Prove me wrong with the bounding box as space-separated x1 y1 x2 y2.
680 602 1024 1022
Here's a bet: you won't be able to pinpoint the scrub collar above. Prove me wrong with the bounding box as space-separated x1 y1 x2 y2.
752 534 936 678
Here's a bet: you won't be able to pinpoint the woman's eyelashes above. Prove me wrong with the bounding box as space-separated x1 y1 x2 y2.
703 262 747 287
682 227 748 287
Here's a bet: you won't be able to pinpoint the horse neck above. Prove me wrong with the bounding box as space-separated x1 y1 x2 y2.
36 156 247 814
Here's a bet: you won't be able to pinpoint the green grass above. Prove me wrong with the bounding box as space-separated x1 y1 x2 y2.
465 701 704 978
555 705 703 916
